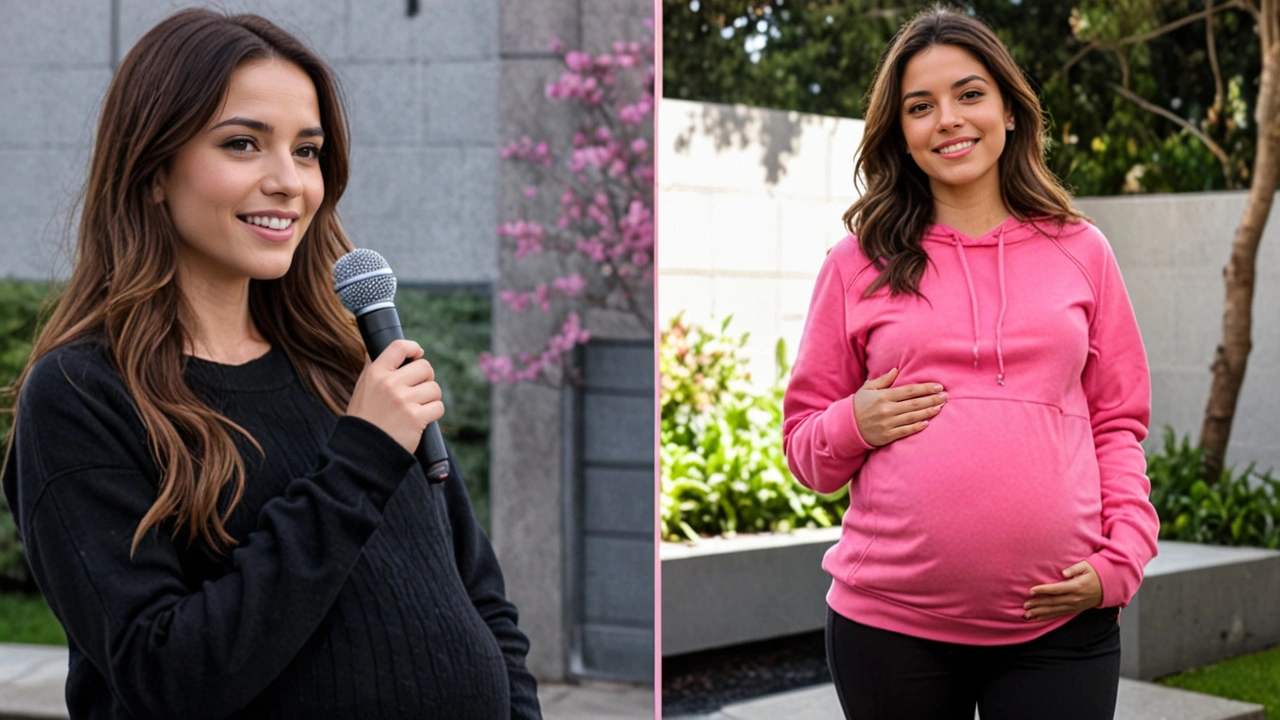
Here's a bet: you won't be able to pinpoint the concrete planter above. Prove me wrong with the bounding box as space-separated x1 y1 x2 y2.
660 527 840 656
1121 541 1280 680
662 534 1280 682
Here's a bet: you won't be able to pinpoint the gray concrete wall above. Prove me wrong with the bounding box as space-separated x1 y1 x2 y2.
490 0 654 682
1076 192 1280 474
0 0 498 285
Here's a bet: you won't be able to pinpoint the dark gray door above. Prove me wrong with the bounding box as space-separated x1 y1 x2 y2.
564 339 654 682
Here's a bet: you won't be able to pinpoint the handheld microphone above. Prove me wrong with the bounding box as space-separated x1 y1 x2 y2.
333 249 450 484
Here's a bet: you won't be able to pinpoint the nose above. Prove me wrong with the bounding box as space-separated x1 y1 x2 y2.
936 99 963 131
261 149 304 198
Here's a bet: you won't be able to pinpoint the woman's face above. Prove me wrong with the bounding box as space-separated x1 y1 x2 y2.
899 44 1013 199
155 58 324 290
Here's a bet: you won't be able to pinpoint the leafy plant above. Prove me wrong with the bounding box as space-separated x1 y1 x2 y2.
1147 426 1280 549
660 314 847 542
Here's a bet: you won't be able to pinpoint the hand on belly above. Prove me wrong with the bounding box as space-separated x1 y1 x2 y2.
1023 560 1102 620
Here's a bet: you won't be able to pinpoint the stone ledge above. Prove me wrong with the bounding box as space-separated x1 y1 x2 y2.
660 527 840 655
1122 541 1280 680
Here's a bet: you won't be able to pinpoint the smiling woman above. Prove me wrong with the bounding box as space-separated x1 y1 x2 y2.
782 6 1158 720
1 8 540 720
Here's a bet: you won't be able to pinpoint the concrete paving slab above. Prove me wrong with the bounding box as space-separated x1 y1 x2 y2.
0 644 656 720
666 679 1266 720
540 679 654 719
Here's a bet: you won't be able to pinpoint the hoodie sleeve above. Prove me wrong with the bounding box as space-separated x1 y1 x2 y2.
782 243 876 495
1080 238 1160 608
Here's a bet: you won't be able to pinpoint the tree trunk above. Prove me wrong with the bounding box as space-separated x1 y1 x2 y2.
1199 1 1280 482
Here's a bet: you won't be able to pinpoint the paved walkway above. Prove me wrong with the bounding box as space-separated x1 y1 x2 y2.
667 680 1265 720
0 643 654 720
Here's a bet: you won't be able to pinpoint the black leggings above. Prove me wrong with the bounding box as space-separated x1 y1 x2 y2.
826 606 1121 720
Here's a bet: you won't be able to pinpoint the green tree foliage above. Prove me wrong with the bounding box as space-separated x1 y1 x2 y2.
662 0 1260 195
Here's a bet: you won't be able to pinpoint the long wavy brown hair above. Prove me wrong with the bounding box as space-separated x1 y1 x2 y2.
844 5 1085 297
2 9 366 554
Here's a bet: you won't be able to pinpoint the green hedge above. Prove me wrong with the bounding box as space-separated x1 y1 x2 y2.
0 280 493 587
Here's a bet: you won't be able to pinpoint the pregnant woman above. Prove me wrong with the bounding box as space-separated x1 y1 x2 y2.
782 7 1159 720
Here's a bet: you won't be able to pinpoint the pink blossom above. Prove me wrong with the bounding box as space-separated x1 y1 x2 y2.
500 290 531 313
631 138 648 154
577 240 606 262
533 283 552 311
553 274 587 296
565 51 592 72
523 186 537 198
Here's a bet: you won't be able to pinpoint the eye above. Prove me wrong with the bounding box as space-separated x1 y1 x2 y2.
907 102 930 114
295 144 322 160
222 137 258 153
961 89 985 101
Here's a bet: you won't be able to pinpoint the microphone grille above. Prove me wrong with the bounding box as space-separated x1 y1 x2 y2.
333 248 397 313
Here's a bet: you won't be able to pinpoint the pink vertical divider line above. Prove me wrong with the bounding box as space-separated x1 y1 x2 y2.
651 0 663 717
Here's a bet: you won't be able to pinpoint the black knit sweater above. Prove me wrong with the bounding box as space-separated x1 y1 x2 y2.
3 341 541 720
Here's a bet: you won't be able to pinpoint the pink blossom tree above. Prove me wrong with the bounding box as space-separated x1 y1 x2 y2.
479 21 654 386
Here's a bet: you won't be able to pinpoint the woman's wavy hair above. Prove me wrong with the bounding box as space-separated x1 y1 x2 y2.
2 8 366 554
843 4 1084 297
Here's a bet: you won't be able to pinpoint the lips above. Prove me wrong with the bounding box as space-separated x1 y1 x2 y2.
934 138 978 154
238 216 296 243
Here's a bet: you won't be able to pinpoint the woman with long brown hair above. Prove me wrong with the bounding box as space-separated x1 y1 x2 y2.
783 6 1158 719
2 9 539 719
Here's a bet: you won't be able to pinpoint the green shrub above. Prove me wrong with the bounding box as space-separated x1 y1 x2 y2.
0 280 55 589
395 286 492 529
660 314 847 542
1147 427 1280 549
0 280 494 587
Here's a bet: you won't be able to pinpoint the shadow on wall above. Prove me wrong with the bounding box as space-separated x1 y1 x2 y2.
670 102 809 185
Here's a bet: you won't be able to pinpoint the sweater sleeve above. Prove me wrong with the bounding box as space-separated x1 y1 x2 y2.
1079 240 1160 608
782 244 876 494
5 352 417 720
441 456 542 720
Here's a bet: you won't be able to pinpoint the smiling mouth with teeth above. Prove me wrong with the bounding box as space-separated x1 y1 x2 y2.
935 139 978 154
240 216 295 231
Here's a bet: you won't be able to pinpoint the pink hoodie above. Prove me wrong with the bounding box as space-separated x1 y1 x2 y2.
782 217 1159 645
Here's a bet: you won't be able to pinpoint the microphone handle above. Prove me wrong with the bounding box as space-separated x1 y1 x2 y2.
357 306 450 484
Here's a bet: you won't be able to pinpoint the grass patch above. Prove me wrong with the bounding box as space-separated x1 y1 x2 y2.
0 592 65 646
1158 644 1280 716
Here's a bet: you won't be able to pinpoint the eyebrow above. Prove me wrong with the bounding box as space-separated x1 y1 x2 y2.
903 75 989 103
210 116 325 139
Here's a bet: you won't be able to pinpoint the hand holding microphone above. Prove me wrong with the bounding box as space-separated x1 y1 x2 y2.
334 249 451 483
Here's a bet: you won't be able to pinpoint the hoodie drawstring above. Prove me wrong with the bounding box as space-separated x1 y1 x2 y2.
995 226 1007 386
953 242 982 371
950 225 1008 386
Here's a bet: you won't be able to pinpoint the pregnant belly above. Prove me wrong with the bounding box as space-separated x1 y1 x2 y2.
831 397 1103 622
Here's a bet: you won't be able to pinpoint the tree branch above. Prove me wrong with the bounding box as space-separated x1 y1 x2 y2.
1111 83 1233 180
1062 42 1097 75
1208 0 1225 114
1114 0 1245 47
1115 48 1131 89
